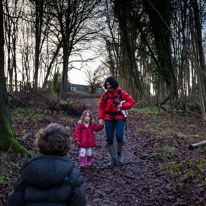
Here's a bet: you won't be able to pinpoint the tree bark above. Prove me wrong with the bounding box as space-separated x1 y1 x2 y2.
0 0 29 155
113 0 144 98
34 0 44 87
12 24 17 91
188 2 206 121
60 44 69 99
191 0 206 94
4 1 13 92
42 41 62 88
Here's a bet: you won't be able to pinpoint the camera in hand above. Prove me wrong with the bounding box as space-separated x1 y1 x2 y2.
113 99 120 105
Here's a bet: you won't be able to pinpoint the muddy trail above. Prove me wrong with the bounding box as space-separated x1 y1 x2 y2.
71 99 206 206
1 99 206 206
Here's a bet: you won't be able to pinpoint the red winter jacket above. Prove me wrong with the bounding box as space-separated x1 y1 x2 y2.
74 123 104 148
98 86 134 121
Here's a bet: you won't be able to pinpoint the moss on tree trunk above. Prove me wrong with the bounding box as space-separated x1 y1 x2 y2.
0 114 30 156
0 1 30 157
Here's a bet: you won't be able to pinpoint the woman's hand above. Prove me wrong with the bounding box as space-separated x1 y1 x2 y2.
99 119 103 125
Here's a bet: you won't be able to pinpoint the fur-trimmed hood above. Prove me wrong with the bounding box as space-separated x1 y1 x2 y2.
78 120 82 124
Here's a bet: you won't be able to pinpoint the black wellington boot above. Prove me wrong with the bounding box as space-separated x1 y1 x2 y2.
108 145 116 166
117 142 123 163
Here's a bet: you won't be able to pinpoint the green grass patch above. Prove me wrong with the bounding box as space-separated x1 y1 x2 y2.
75 90 86 95
136 128 142 132
47 89 58 99
12 107 51 123
158 145 174 161
60 117 74 122
0 154 21 187
163 159 206 181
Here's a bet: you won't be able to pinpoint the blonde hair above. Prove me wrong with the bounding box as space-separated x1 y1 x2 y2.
80 110 94 124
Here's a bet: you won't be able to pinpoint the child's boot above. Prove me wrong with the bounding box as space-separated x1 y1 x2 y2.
80 157 85 167
86 156 92 166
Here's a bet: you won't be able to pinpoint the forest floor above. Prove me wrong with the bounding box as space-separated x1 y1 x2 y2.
1 98 206 206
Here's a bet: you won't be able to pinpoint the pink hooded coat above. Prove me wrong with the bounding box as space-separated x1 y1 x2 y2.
74 122 104 148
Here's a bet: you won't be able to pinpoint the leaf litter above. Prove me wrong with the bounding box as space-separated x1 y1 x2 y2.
1 99 206 205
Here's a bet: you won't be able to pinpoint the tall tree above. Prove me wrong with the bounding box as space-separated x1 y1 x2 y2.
32 0 44 87
191 0 206 93
4 0 12 91
112 0 145 98
49 0 101 99
85 65 109 93
143 0 178 102
0 0 29 155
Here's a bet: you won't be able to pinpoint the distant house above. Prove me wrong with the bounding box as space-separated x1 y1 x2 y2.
96 88 103 93
68 83 91 93
68 83 104 94
47 81 104 94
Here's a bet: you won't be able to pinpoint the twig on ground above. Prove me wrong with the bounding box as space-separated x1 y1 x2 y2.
79 162 135 170
187 109 202 118
189 140 206 150
119 174 139 181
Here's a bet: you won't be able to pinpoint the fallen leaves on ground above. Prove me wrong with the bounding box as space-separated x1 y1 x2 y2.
1 99 206 206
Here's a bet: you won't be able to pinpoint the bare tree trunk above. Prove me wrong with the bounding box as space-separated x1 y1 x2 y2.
113 0 144 98
196 61 206 121
128 62 135 100
34 0 43 87
60 45 69 99
105 40 116 77
8 33 12 91
0 0 29 155
25 24 30 84
121 37 129 92
12 26 17 91
189 5 197 98
191 63 196 97
189 1 206 121
42 42 62 88
191 0 206 94
186 60 190 98
5 18 12 91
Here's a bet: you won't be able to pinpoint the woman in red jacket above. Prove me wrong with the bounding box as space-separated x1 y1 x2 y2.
99 76 134 166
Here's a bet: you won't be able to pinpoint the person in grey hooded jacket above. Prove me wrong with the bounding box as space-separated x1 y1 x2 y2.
8 123 86 206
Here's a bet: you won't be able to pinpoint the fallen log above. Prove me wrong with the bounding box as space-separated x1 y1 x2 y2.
189 140 206 150
188 109 202 118
160 106 167 111
160 96 170 106
7 92 29 107
177 134 201 138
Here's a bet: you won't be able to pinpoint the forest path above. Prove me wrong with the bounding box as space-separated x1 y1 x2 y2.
70 99 181 206
2 98 205 206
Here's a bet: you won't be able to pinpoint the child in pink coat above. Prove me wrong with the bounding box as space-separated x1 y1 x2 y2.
74 110 104 167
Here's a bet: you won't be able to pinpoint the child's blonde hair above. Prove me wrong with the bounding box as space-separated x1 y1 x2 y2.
80 110 94 124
